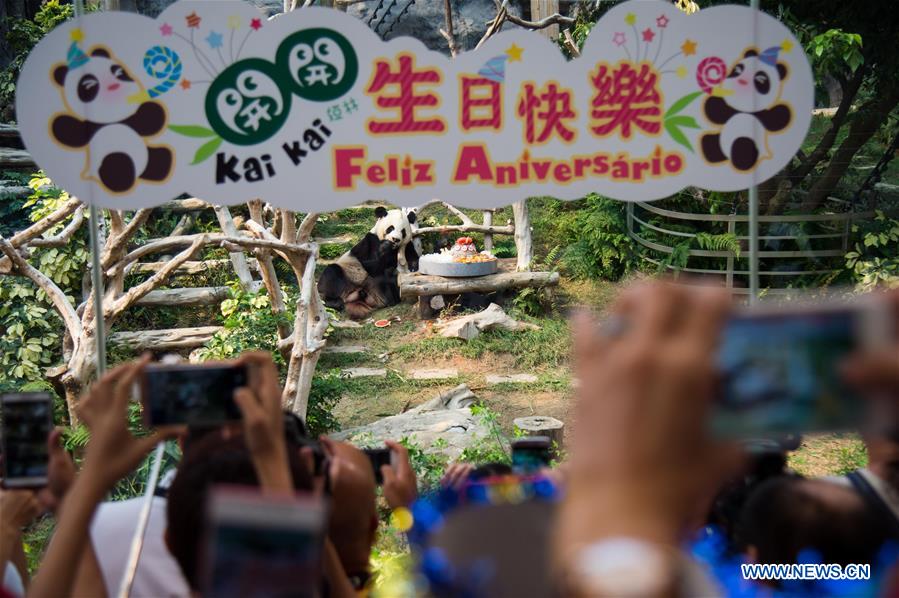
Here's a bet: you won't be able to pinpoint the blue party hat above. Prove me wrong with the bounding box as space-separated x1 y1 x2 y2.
759 46 781 67
67 42 89 70
478 55 507 83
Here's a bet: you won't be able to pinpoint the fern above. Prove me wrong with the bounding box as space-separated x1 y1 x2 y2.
695 232 741 256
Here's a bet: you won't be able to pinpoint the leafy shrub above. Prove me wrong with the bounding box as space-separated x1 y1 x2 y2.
844 211 899 291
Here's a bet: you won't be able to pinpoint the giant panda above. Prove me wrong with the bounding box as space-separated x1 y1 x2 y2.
700 47 792 172
50 44 173 194
317 207 421 320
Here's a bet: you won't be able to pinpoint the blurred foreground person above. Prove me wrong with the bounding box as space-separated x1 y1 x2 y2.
555 282 740 596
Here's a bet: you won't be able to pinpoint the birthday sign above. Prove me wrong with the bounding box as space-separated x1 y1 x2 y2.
15 1 813 210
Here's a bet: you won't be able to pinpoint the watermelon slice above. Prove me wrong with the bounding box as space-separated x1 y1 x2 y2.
374 319 391 328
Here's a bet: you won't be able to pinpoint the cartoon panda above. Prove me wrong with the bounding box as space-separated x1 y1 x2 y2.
50 43 173 194
700 47 792 172
317 207 421 320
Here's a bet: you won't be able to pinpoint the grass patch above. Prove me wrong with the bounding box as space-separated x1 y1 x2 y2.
789 433 868 477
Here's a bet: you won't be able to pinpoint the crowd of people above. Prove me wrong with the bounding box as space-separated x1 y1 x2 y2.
1 282 898 597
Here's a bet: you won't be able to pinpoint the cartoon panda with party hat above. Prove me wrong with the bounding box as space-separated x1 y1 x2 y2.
49 31 177 194
700 45 793 172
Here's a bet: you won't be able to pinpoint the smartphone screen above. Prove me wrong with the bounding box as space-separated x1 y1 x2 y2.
714 303 889 437
1 392 53 488
142 364 247 427
364 448 391 485
511 437 552 474
201 487 326 598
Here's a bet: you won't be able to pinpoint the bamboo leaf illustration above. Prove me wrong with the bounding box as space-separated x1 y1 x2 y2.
665 91 703 119
665 121 693 153
666 115 701 129
170 124 216 138
191 136 223 164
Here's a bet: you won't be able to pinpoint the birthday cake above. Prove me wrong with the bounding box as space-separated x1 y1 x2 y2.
418 238 498 277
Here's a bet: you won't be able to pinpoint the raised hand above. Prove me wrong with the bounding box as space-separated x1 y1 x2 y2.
380 440 417 509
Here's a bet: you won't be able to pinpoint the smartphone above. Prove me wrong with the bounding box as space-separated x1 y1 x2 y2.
141 363 247 427
201 486 326 598
284 413 325 476
714 298 894 437
364 448 392 485
1 392 53 488
511 436 552 474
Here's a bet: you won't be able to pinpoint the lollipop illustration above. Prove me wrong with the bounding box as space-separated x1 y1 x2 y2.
128 45 182 103
696 56 727 94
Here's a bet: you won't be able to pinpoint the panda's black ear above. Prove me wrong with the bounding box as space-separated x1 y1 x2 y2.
374 206 388 219
407 211 417 225
52 65 68 87
743 48 758 58
90 47 111 58
776 63 788 80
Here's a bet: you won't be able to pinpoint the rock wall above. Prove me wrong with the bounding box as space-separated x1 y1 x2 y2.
133 0 525 55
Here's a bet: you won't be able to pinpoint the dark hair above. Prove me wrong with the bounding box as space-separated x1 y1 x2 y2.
166 433 313 590
738 476 887 568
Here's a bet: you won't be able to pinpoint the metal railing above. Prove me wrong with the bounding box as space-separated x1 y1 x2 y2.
625 199 879 295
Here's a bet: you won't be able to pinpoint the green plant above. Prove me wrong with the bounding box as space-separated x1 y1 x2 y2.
459 405 510 466
844 211 899 291
399 437 448 490
511 246 561 317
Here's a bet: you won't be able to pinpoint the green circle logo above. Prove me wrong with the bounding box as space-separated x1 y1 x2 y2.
205 58 290 146
276 28 358 102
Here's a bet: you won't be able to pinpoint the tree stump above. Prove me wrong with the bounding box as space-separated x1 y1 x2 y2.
513 416 564 455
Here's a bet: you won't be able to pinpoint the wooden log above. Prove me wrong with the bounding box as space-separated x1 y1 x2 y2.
482 210 494 252
132 258 260 275
399 270 559 297
214 205 255 291
0 124 21 140
0 185 29 200
0 148 36 169
512 200 532 271
513 415 564 453
157 198 213 212
135 286 229 306
108 326 223 351
414 223 514 236
313 235 354 245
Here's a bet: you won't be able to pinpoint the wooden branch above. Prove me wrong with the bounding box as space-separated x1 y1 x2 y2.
476 4 508 50
9 199 81 247
296 213 318 243
563 29 580 57
247 202 291 340
0 148 36 169
157 198 212 212
0 237 83 355
442 0 458 56
504 11 573 30
169 212 196 237
108 235 208 317
132 258 260 275
135 286 229 306
29 206 84 247
513 200 532 271
414 224 514 235
101 209 152 269
214 205 255 291
108 234 315 277
108 326 224 351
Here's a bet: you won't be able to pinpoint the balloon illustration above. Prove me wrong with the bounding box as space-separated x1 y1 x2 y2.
696 56 727 94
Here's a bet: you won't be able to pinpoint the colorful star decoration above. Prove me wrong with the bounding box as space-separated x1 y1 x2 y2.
206 31 224 49
676 65 688 78
641 28 655 43
180 79 191 90
250 18 262 31
681 39 697 56
656 14 669 28
70 28 84 42
186 11 201 29
612 32 626 47
227 15 241 30
505 43 524 62
624 12 636 26
781 38 794 52
159 22 173 36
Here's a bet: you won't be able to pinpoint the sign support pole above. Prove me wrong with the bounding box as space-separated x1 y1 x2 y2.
748 0 760 305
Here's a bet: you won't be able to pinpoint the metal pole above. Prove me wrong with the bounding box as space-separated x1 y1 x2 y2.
748 0 760 304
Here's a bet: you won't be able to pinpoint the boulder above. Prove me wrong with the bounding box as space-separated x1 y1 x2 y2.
333 384 491 459
435 303 540 340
